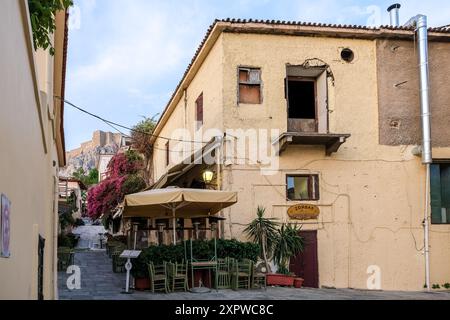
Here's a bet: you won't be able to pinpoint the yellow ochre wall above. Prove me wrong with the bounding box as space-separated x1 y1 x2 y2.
0 1 64 300
151 28 450 291
219 32 450 291
153 35 224 179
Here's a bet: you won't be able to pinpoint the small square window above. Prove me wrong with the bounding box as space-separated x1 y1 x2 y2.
238 67 262 104
286 175 320 201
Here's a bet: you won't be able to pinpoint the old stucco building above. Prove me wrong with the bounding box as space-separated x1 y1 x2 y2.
147 19 450 291
0 1 68 299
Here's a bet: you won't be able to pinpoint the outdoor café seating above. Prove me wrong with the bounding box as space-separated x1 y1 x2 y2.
111 244 127 273
148 262 169 293
251 262 267 290
112 188 269 294
231 259 253 290
167 261 189 292
215 257 233 289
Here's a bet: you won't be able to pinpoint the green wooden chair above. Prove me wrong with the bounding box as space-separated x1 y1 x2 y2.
167 262 188 292
106 241 120 258
57 247 74 271
148 262 169 293
251 263 267 290
215 258 233 289
231 259 252 290
111 245 126 273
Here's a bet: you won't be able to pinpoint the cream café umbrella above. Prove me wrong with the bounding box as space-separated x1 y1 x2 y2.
123 188 238 244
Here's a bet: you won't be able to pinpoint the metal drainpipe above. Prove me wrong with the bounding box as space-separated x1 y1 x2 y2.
404 14 432 291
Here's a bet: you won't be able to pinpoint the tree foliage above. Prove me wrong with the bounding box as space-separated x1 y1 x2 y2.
87 151 146 219
73 168 99 187
131 116 158 158
130 116 158 185
28 0 73 55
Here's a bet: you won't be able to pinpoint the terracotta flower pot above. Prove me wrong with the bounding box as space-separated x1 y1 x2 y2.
134 277 151 291
294 278 304 288
266 273 295 287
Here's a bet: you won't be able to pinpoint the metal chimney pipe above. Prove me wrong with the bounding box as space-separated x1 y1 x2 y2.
404 14 432 292
405 14 432 164
387 3 401 27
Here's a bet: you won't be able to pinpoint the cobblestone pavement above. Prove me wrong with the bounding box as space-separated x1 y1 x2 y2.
72 222 106 249
58 251 450 300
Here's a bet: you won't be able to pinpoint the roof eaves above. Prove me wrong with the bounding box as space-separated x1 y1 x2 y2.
151 19 450 142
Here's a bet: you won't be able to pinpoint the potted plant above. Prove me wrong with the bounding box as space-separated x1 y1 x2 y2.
244 206 279 273
266 224 304 287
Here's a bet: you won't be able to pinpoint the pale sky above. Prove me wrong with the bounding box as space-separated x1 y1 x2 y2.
64 0 449 150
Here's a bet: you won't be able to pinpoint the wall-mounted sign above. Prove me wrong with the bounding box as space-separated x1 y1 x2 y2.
287 204 320 221
1 194 11 258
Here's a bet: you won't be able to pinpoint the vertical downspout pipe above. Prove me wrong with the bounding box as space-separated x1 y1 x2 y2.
404 14 432 291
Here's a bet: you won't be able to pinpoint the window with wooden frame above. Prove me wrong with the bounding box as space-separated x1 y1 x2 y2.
430 163 450 224
165 141 170 166
195 93 203 130
286 174 320 201
238 67 262 104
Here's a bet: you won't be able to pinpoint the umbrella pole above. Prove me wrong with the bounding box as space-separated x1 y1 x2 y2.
172 207 176 245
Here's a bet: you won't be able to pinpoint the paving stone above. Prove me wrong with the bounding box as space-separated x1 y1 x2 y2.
58 226 450 301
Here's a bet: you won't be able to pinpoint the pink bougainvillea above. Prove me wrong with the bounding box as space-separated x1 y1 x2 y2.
87 151 145 219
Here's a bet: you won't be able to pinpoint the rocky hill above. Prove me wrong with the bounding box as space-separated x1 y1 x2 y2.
60 131 123 178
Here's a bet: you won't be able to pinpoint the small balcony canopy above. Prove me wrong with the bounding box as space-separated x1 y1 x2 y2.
274 132 351 156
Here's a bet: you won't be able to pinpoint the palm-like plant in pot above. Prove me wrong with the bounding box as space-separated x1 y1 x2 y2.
273 224 304 274
268 224 304 286
244 206 279 273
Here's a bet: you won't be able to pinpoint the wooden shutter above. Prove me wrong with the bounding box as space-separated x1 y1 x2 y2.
440 165 450 223
238 68 261 104
196 93 203 129
165 141 170 166
430 164 442 224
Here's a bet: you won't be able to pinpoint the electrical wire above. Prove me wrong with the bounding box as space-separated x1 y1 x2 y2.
56 97 208 145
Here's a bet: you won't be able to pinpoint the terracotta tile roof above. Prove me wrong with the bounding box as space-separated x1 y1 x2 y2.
436 24 450 32
151 19 450 140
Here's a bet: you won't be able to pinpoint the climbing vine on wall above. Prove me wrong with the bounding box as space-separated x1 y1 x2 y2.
28 0 73 55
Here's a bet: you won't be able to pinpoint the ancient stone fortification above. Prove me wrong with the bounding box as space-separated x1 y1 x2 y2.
61 131 122 177
67 131 122 160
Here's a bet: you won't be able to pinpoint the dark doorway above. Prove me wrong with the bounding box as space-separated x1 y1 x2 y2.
289 230 319 288
38 235 45 300
287 79 316 119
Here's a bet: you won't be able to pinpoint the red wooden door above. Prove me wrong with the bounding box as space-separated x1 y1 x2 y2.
289 230 319 288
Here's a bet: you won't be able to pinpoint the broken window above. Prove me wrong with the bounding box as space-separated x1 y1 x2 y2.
286 65 328 133
286 175 320 201
195 93 203 130
287 78 316 119
238 67 262 104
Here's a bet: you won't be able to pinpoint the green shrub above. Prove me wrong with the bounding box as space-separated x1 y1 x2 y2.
131 239 260 278
58 233 79 248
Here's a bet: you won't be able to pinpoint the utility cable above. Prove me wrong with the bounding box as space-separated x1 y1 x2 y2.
55 96 208 145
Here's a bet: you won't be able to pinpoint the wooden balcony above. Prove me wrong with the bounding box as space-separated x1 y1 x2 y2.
274 132 351 156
